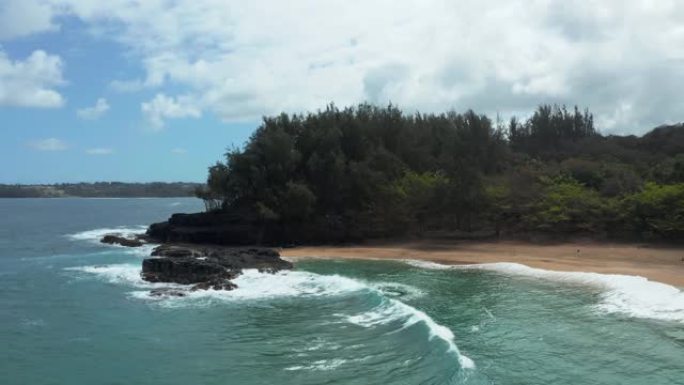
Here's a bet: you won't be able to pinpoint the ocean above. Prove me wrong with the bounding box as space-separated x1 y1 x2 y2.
1 198 683 385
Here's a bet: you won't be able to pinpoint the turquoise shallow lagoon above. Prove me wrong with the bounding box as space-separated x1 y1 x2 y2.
1 198 683 385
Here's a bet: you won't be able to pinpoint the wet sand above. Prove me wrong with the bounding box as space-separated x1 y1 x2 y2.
281 240 684 287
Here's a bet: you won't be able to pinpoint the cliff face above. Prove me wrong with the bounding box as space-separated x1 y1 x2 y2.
146 210 359 246
147 212 258 245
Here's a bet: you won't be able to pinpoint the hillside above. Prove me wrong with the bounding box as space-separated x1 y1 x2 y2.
147 104 684 245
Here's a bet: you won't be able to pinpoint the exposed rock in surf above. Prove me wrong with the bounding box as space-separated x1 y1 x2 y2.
191 278 238 291
100 234 145 247
149 288 187 297
142 256 239 285
141 244 292 292
150 244 292 271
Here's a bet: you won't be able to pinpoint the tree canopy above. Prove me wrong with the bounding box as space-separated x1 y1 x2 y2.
198 103 684 243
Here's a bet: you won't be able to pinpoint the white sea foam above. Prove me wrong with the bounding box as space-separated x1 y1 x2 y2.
370 282 425 300
66 226 148 243
65 264 178 289
74 267 367 302
207 269 367 301
346 298 475 369
66 226 156 257
404 260 455 270
405 260 684 323
284 358 348 371
122 244 157 257
69 263 473 369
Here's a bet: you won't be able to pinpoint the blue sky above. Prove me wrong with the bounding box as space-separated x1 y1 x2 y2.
2 1 684 183
1 15 256 183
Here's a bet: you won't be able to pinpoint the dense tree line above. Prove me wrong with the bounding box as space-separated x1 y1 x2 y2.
0 182 201 198
197 104 684 242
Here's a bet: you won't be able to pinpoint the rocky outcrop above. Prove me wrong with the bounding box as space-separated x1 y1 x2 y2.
141 244 292 292
146 211 261 245
150 245 292 271
100 234 145 247
146 210 356 246
142 255 239 284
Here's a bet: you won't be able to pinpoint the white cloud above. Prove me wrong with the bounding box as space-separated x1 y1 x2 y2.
29 138 68 151
141 93 201 129
0 0 60 40
108 79 144 93
171 148 187 155
77 98 110 119
0 49 65 108
85 147 114 155
7 1 684 133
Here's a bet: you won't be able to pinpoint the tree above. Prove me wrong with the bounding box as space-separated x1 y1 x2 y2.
195 102 684 243
624 183 684 240
526 177 609 234
279 182 317 222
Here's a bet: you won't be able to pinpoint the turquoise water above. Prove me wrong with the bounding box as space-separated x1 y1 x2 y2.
1 198 683 385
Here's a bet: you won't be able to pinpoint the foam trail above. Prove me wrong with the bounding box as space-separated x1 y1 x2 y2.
67 226 147 243
65 264 179 289
405 260 684 323
347 297 474 369
66 226 156 257
122 244 156 257
69 264 473 369
284 359 348 371
370 282 425 300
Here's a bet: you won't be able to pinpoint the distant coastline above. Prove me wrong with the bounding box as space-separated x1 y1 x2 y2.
0 182 202 198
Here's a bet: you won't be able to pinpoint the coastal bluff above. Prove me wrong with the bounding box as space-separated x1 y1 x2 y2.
146 211 356 246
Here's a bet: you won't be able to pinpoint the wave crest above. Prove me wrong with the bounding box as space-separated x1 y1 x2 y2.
65 263 473 369
66 226 147 243
406 260 684 323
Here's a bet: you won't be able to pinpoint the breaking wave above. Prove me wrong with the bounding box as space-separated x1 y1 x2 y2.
405 260 684 323
66 226 147 243
65 264 473 369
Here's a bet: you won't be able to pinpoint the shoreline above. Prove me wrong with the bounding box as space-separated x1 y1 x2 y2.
281 240 684 287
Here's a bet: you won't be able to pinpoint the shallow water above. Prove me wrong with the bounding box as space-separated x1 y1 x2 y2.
1 198 683 384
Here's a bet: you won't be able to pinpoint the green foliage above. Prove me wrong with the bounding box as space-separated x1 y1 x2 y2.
198 103 684 242
279 182 317 222
651 154 684 184
623 183 684 239
389 171 449 231
527 178 609 233
511 104 595 155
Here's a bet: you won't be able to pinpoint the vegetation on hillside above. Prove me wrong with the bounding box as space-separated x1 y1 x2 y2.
196 104 684 242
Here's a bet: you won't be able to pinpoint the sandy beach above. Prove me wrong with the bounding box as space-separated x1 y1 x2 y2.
282 240 684 287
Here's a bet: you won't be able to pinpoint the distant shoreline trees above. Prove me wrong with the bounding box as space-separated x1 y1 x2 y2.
0 182 201 198
197 103 684 242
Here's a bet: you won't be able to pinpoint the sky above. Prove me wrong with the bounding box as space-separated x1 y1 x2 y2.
1 1 684 183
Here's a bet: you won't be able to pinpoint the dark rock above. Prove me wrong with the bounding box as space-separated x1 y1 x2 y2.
145 210 358 246
100 234 144 247
150 244 293 271
142 257 239 284
141 244 291 290
146 221 171 241
149 288 187 297
150 245 195 258
191 278 237 291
